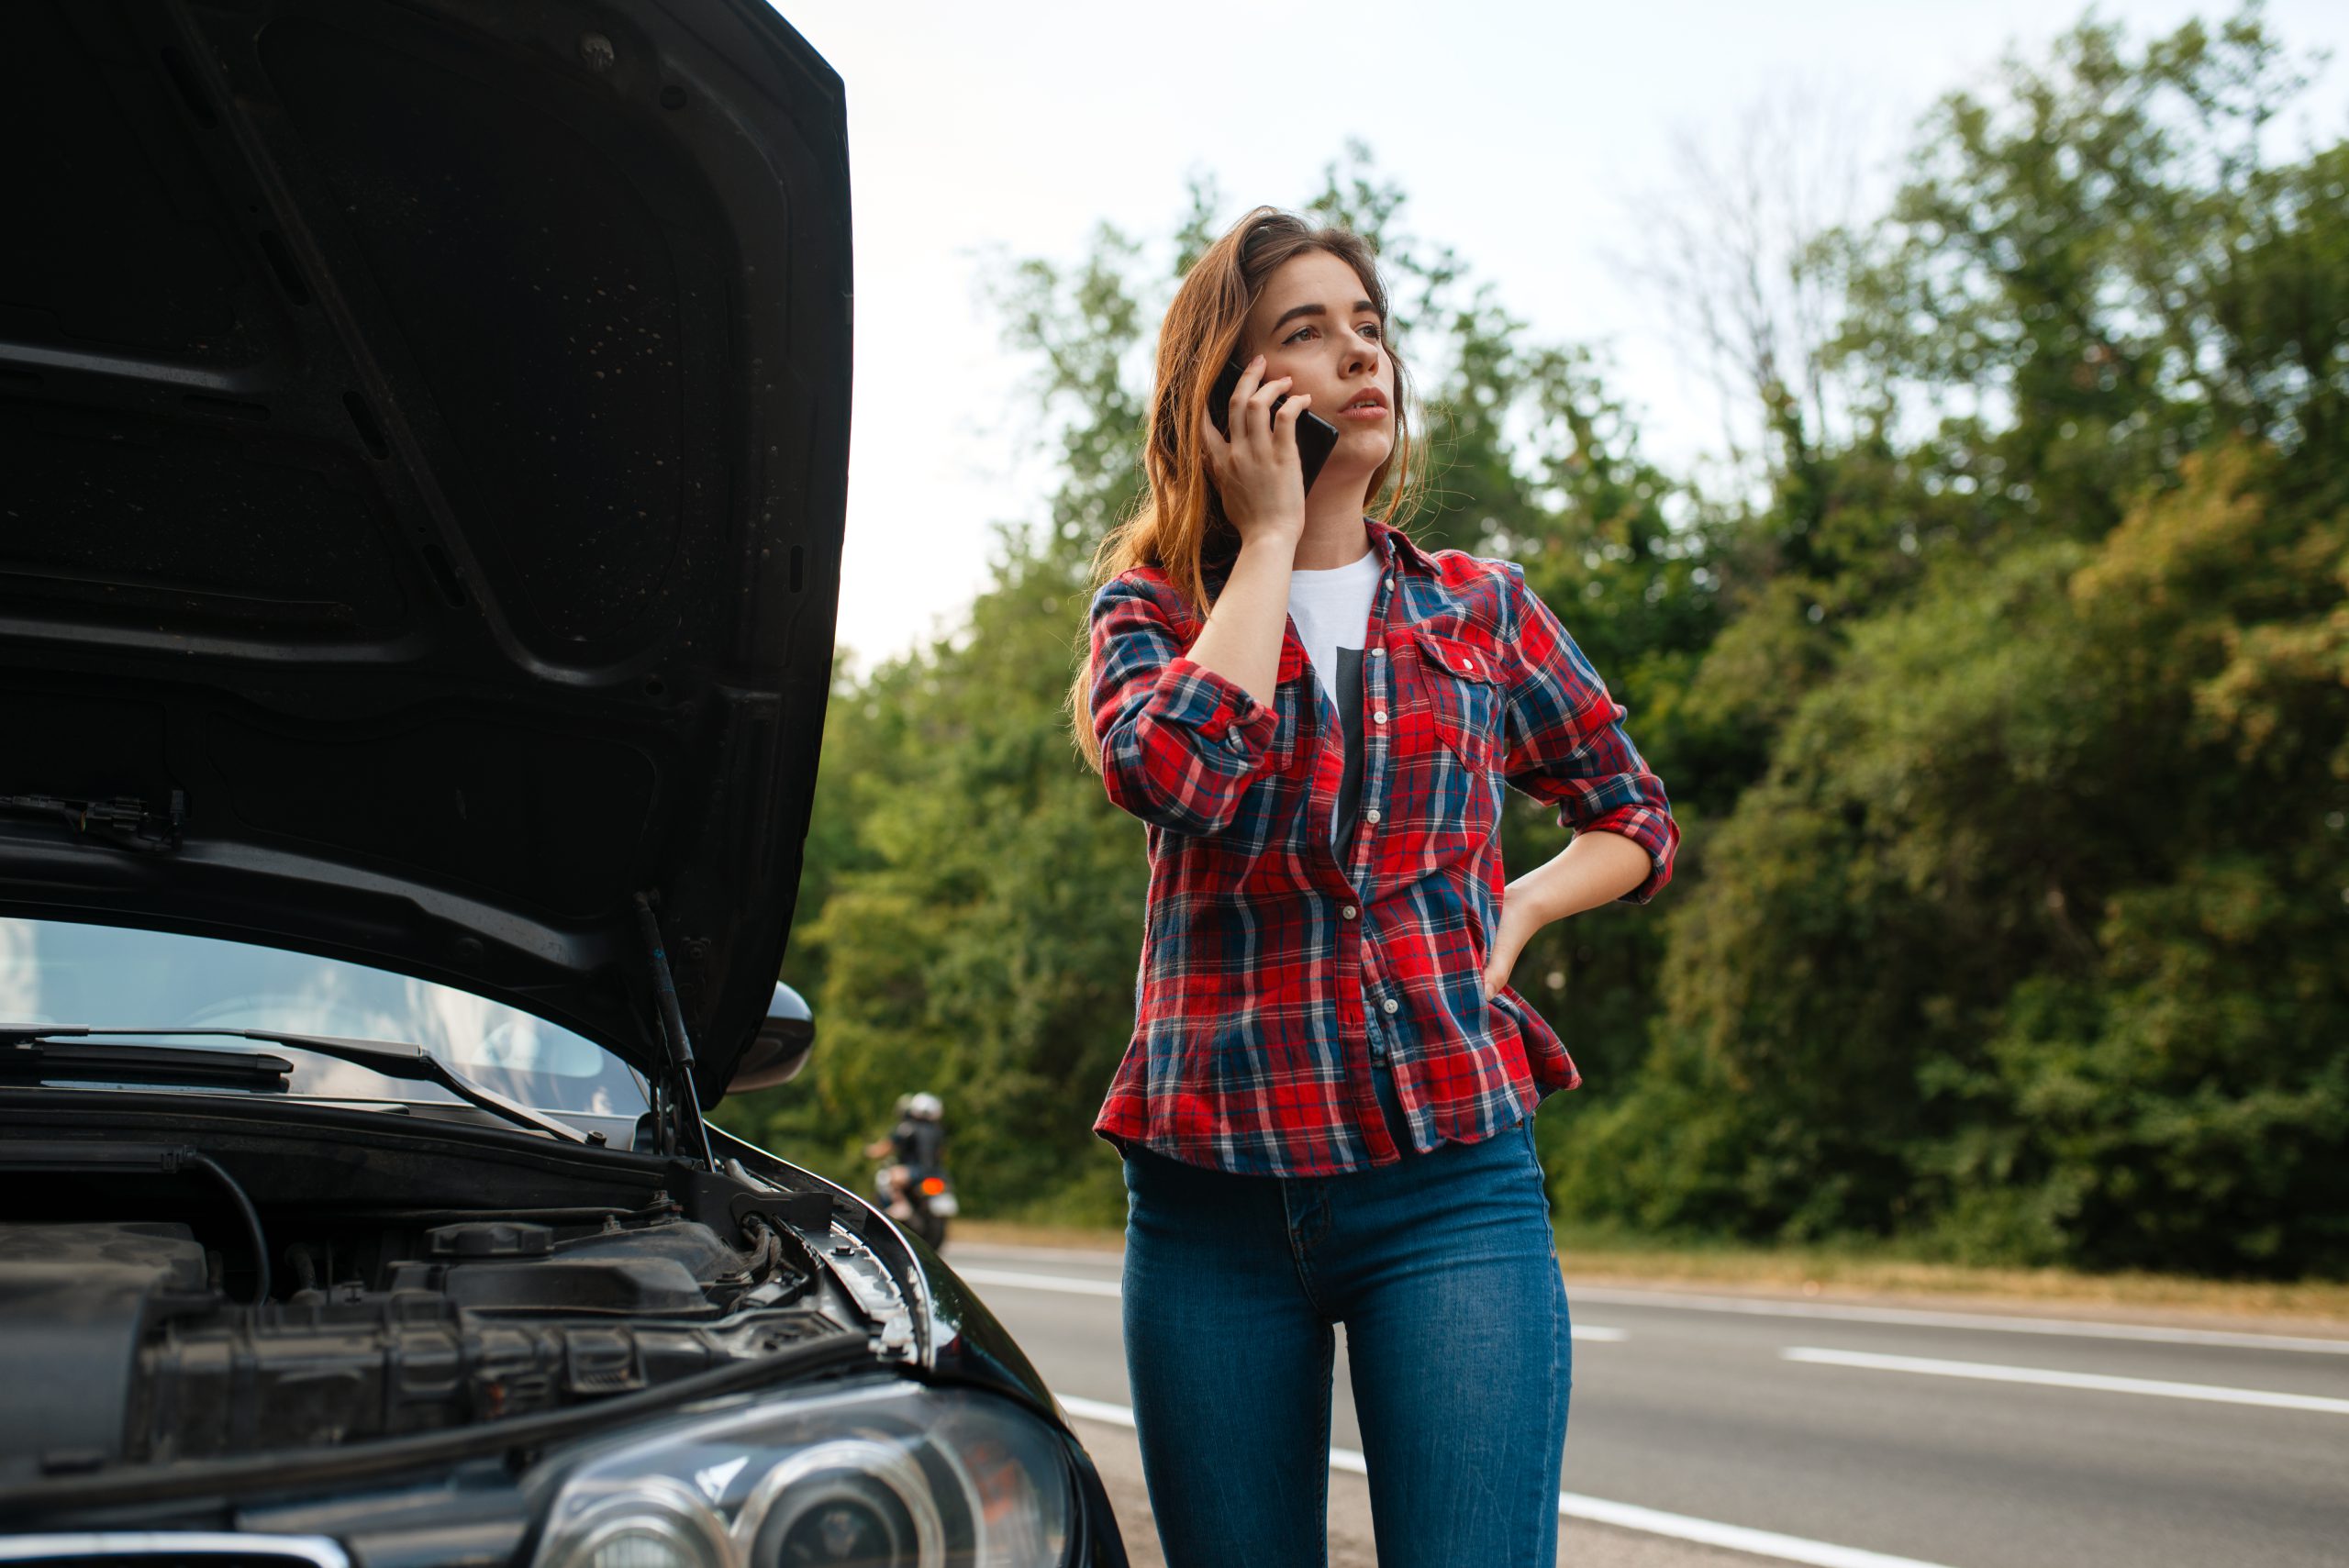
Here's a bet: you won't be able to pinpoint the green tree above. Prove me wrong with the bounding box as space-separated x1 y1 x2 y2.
748 6 2349 1278
1563 6 2349 1274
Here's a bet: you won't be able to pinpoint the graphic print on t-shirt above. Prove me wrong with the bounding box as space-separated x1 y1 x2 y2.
1286 549 1381 858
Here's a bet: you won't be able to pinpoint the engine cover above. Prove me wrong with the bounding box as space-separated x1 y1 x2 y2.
134 1296 841 1461
0 1211 831 1480
0 1221 211 1477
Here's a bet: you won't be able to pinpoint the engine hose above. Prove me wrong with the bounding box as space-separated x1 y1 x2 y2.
736 1210 784 1283
180 1151 271 1305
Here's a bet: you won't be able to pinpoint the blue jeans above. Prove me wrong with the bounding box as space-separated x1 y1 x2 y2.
1119 1066 1571 1567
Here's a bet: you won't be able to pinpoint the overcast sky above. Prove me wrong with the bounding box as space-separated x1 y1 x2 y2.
768 1 2349 667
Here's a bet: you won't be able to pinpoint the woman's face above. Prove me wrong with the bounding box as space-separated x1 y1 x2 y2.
1241 250 1395 482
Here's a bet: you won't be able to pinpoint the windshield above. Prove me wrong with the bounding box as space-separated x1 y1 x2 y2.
0 917 649 1125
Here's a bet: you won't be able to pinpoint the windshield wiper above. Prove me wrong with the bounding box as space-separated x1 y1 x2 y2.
0 1038 292 1089
0 1026 587 1144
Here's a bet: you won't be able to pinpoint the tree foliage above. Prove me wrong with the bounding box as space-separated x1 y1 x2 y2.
738 6 2349 1275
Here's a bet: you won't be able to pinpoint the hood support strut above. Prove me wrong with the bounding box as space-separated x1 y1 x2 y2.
633 893 717 1170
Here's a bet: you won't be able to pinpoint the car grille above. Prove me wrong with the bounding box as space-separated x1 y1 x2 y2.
0 1536 348 1568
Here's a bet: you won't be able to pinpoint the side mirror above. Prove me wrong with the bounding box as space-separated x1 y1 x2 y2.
727 981 814 1094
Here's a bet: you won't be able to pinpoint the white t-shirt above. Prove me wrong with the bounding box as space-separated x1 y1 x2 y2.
1286 548 1381 704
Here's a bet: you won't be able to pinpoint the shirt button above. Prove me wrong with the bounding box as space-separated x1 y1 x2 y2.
1372 710 1387 725
1224 731 1246 752
1381 997 1399 1016
1459 658 1474 671
1370 648 1386 659
1364 809 1382 825
1341 905 1358 920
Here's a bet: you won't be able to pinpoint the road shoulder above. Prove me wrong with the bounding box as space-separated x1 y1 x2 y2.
1069 1414 1786 1568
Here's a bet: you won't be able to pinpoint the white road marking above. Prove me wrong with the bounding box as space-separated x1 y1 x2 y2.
1782 1346 2349 1415
1571 1284 2349 1355
1055 1395 1959 1568
959 1266 1122 1299
959 1266 1626 1339
1057 1394 1138 1427
944 1241 1124 1264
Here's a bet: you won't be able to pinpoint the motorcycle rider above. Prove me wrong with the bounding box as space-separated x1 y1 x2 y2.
863 1091 945 1222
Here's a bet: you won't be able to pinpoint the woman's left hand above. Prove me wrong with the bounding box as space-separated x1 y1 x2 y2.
1480 889 1543 1002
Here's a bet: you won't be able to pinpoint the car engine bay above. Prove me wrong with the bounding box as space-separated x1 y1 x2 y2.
0 1121 899 1488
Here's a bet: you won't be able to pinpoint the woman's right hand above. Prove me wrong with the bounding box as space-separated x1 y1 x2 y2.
1202 354 1311 549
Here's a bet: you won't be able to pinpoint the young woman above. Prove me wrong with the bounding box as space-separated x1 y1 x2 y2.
1073 207 1679 1568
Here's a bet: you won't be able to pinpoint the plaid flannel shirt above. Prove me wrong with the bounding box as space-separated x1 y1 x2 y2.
1088 517 1679 1175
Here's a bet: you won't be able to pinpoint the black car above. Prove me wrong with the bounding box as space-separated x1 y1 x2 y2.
0 2 1127 1564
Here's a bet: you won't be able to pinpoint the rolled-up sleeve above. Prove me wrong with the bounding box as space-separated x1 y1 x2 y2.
1495 564 1679 903
1089 575 1280 836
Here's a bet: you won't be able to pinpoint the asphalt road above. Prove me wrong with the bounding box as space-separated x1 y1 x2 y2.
942 1240 2349 1568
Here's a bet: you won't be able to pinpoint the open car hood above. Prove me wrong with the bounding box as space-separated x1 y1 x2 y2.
0 0 851 1106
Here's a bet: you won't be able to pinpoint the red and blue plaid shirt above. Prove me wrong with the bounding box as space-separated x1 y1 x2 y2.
1088 517 1679 1176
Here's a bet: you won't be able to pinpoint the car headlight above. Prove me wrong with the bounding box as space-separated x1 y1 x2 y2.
535 1382 1073 1568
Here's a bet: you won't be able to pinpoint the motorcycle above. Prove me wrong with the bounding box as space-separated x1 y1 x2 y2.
874 1165 957 1249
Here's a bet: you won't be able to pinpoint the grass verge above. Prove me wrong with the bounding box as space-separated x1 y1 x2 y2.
949 1218 2349 1329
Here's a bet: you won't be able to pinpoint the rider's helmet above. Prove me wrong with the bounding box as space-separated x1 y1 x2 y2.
907 1092 943 1121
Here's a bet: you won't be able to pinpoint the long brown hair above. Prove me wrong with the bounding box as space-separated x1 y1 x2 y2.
1069 207 1421 769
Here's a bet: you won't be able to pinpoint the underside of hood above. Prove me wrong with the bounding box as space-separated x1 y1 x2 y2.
0 0 852 1106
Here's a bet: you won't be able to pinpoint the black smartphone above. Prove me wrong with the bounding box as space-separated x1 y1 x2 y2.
1208 358 1341 495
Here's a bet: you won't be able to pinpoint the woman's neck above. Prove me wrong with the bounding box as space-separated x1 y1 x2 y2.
1294 476 1374 569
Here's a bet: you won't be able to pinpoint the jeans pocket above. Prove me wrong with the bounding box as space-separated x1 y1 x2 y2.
1121 1144 1183 1200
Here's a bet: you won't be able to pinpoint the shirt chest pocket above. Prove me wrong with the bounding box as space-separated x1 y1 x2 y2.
1408 626 1505 767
